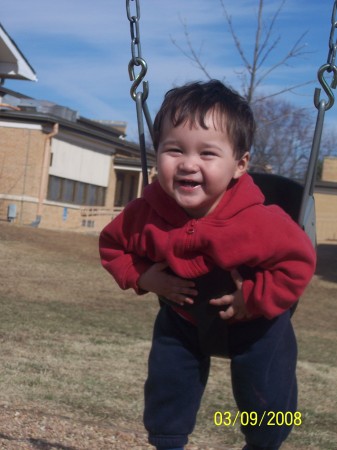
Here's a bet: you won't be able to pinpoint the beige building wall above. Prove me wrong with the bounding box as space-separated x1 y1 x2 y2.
322 157 337 182
315 157 337 243
0 125 45 197
40 203 113 232
0 122 116 233
0 124 45 224
315 192 337 242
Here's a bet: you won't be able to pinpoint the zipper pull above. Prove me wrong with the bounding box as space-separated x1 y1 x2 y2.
186 220 196 234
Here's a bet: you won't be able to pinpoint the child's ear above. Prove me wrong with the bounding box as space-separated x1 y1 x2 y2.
233 152 250 179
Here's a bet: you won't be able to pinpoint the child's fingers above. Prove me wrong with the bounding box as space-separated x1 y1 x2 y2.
219 306 235 320
171 283 198 301
178 286 198 297
155 261 197 289
168 274 197 297
163 281 198 305
209 294 234 306
231 269 243 288
174 277 196 288
166 293 195 306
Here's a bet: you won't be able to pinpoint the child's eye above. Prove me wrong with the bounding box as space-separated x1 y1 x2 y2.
201 150 217 157
166 148 182 155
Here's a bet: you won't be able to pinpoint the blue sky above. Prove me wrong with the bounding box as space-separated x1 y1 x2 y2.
1 0 336 142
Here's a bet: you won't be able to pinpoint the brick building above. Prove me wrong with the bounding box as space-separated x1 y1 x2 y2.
0 23 155 233
0 22 336 241
0 86 155 233
0 84 335 240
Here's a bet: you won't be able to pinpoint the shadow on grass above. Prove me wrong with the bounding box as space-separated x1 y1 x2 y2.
315 243 337 284
0 433 77 450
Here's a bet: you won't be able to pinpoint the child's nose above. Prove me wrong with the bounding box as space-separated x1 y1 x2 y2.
178 155 199 172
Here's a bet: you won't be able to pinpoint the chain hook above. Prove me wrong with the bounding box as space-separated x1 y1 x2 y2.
128 57 149 102
314 63 337 111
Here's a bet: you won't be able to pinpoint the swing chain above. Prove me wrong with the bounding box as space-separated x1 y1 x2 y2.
315 0 337 111
126 0 153 132
327 0 337 69
299 1 337 229
126 0 149 102
126 0 142 65
126 0 153 187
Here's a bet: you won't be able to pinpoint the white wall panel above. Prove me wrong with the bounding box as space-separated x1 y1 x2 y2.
49 139 110 187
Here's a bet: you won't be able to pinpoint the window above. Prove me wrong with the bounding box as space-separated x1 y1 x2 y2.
114 170 139 207
48 176 62 201
47 176 106 206
63 179 75 203
74 182 86 205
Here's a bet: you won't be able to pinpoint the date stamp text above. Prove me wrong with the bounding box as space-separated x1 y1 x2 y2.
213 411 302 427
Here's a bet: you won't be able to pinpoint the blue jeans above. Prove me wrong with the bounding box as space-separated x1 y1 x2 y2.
144 305 297 449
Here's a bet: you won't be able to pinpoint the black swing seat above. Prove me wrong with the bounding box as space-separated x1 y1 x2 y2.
250 171 303 223
250 172 316 247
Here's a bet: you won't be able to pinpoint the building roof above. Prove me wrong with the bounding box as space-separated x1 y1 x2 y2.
0 25 156 168
0 86 156 166
0 23 37 82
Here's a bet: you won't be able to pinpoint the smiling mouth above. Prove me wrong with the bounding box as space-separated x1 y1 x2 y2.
178 180 201 188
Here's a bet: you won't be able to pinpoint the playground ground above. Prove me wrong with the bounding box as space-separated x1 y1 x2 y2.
0 222 336 450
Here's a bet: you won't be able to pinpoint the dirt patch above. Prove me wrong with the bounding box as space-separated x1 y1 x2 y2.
0 402 151 450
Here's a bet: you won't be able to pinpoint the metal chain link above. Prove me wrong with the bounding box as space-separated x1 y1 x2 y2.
126 0 148 101
126 0 153 187
126 0 142 64
327 0 337 69
314 0 337 111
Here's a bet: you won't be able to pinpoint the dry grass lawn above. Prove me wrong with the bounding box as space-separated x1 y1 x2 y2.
0 222 336 449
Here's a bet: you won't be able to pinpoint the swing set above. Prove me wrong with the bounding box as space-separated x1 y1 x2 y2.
125 0 337 247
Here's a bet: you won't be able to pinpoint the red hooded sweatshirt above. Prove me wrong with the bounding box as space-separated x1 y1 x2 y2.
99 173 316 320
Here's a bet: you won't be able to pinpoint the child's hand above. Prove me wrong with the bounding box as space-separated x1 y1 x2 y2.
209 269 252 320
138 262 198 306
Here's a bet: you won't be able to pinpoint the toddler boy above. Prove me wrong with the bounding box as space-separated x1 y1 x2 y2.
99 80 316 450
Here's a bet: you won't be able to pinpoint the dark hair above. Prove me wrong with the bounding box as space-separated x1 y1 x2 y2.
153 80 255 159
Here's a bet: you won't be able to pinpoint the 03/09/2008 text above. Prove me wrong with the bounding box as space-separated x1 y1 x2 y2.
213 411 302 427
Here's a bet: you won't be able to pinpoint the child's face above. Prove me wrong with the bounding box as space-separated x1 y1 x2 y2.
156 112 249 218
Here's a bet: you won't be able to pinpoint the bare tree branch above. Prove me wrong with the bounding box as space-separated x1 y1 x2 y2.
170 17 213 80
256 0 285 62
255 32 309 88
252 80 314 104
170 0 328 178
173 0 310 104
219 0 310 102
220 2 252 71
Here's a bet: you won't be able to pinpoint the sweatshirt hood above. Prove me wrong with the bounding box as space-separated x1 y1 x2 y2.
143 173 265 226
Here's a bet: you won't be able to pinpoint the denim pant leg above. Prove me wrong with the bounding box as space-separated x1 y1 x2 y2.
229 311 297 449
144 305 210 449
